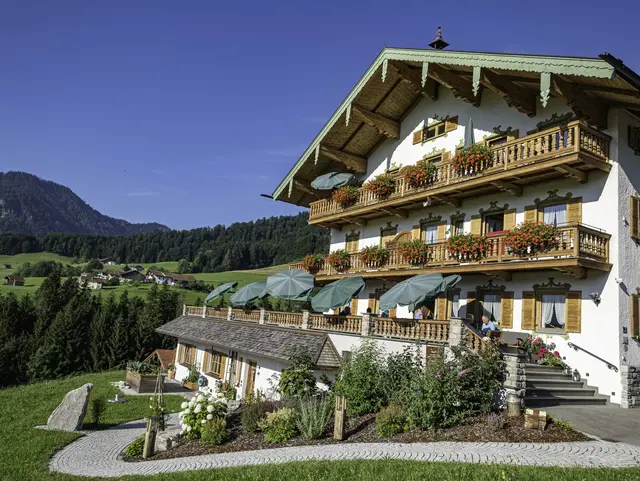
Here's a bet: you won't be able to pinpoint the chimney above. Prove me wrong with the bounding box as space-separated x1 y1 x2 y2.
429 26 449 50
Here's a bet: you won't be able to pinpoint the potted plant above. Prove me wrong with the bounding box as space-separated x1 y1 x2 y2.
331 185 360 209
167 363 176 380
504 221 559 256
327 249 351 272
301 254 324 273
364 173 395 200
446 233 490 261
125 361 157 393
182 362 201 391
403 158 438 189
452 144 493 176
398 240 432 265
538 347 565 368
359 245 390 268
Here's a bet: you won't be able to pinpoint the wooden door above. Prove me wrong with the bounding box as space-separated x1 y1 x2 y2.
244 361 257 397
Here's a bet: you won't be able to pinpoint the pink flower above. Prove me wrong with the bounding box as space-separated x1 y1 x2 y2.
554 351 561 357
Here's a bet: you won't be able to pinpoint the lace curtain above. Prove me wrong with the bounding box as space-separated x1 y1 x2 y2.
541 294 566 328
424 225 438 244
482 294 501 323
543 204 567 226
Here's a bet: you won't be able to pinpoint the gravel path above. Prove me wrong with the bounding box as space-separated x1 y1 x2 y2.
50 415 640 477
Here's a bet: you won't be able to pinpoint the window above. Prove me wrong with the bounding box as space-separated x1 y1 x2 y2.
423 224 438 244
486 135 509 148
380 224 398 247
631 293 640 338
178 343 196 366
483 213 504 234
540 294 566 330
204 349 226 379
345 232 360 254
451 293 460 317
412 116 458 144
631 195 640 240
481 293 501 324
452 219 464 236
543 204 567 227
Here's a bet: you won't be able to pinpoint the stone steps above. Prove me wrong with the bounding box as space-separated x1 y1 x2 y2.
523 363 608 407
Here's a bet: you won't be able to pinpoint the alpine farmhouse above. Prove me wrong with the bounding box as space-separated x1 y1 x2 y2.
160 43 640 409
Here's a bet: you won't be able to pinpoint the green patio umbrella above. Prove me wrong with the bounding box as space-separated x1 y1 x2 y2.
464 117 475 148
379 274 461 311
229 282 267 307
204 281 238 304
264 269 315 300
311 172 357 190
311 277 365 312
408 275 462 311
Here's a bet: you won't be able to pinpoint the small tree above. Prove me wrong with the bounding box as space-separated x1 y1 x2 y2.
84 259 103 272
177 259 192 274
278 347 317 398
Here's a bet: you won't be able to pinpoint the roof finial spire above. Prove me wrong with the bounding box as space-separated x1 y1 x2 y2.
429 26 449 50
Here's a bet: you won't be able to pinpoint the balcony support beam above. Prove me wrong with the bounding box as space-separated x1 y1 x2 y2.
293 180 320 199
482 69 537 117
553 76 608 129
352 104 400 139
554 266 587 279
484 271 512 281
427 64 480 107
427 195 461 208
555 165 587 183
379 206 408 219
491 180 522 196
344 217 368 227
388 61 438 101
320 146 367 174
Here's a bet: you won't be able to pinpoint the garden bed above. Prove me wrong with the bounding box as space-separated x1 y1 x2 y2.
144 410 589 461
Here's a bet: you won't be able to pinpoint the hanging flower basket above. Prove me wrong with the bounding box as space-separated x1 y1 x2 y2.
403 160 438 189
398 240 432 265
452 144 493 176
503 221 559 256
446 234 490 261
327 249 351 272
364 173 395 200
331 186 360 209
358 245 390 268
301 254 324 273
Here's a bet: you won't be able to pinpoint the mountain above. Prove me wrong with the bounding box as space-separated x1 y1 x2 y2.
0 171 170 236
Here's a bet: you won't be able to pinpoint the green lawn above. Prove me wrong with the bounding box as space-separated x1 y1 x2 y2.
0 372 638 480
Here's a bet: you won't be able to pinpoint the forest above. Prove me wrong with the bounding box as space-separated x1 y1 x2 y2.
0 213 329 272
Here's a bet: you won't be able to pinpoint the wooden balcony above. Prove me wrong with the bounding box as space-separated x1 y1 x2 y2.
290 223 611 280
308 121 610 226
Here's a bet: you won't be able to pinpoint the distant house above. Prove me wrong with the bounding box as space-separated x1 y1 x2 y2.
145 270 195 287
132 265 145 272
121 269 144 283
4 276 25 287
98 257 116 266
87 278 104 290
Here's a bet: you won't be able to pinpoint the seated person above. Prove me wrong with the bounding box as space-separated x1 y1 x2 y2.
366 307 372 314
380 310 389 318
338 306 351 316
480 315 497 336
414 308 424 320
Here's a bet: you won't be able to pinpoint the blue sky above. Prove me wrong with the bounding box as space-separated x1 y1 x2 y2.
1 0 638 230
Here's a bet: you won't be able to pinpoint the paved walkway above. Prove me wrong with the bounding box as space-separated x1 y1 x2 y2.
50 415 640 478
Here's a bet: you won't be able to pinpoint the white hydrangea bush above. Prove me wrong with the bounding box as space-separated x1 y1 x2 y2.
178 393 227 439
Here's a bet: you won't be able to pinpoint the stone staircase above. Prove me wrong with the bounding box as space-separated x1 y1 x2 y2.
523 363 608 407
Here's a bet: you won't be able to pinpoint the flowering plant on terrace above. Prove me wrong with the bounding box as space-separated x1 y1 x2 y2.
359 246 390 268
503 221 559 256
331 186 360 208
327 249 351 272
398 240 432 265
445 233 490 261
301 254 324 273
452 144 492 176
364 173 395 200
403 159 438 189
178 394 227 439
538 347 565 368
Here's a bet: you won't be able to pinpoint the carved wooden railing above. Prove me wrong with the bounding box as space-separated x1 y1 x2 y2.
266 311 303 327
292 223 609 276
309 121 610 221
186 306 204 316
371 318 450 343
465 326 489 354
230 308 261 322
206 307 226 318
309 314 362 334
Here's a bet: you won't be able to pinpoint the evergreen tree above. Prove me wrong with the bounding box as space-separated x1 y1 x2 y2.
89 294 114 372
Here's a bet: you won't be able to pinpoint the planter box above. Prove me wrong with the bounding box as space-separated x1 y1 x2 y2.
183 381 199 391
126 371 157 393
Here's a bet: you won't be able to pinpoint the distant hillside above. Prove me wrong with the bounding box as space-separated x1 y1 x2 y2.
0 171 170 236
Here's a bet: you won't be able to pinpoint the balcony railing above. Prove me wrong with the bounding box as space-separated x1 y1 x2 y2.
308 121 610 223
290 223 610 277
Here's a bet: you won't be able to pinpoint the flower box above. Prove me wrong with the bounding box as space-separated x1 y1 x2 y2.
125 371 157 393
398 240 432 265
331 186 360 209
452 144 493 176
446 234 490 261
486 230 507 237
327 249 351 272
183 381 199 391
364 173 395 200
301 254 324 273
359 246 390 268
504 222 559 256
403 159 437 189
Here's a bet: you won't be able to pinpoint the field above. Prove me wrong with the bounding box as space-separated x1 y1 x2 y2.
0 253 288 305
1 371 638 481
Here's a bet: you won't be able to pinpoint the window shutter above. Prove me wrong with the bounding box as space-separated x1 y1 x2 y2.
436 296 448 320
630 196 640 240
567 198 582 224
565 291 582 333
503 209 516 231
412 129 424 145
351 297 359 314
202 350 210 373
412 224 421 240
389 307 397 318
437 222 447 241
220 354 227 379
176 344 184 364
631 294 640 338
470 215 482 235
466 291 478 321
445 116 459 132
500 291 514 328
442 151 451 162
368 294 376 312
524 205 537 223
521 291 536 330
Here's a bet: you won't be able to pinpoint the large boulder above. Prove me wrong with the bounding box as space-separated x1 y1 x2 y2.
47 383 93 432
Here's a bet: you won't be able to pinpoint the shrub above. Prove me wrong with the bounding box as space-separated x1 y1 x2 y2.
126 361 155 374
178 394 227 439
259 407 298 443
327 249 351 272
125 435 145 457
301 254 324 273
381 346 423 404
241 400 275 433
520 335 546 355
88 397 107 427
364 173 395 199
183 362 201 383
200 417 229 446
486 412 507 431
452 144 492 176
358 246 389 268
504 221 559 256
334 340 387 416
376 404 407 438
332 186 360 208
296 396 332 439
538 347 566 367
446 233 490 261
279 348 318 398
403 159 437 188
398 240 432 265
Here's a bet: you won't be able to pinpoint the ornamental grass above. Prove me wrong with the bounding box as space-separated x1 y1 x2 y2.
452 144 493 176
446 234 490 261
503 221 559 256
364 173 395 200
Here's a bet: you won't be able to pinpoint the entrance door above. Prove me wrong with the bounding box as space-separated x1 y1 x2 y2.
244 360 257 397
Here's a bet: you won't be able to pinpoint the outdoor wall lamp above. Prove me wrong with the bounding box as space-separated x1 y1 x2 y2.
589 292 601 305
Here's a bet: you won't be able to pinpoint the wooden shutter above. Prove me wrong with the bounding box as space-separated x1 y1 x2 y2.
350 297 359 314
389 307 397 318
466 291 478 321
176 343 184 364
565 291 582 333
567 198 582 224
470 215 482 235
368 294 376 312
202 350 211 373
630 196 640 240
501 291 514 329
631 294 640 338
413 129 424 144
437 222 447 241
521 291 536 330
503 209 517 231
346 234 359 253
442 151 451 162
220 354 227 379
436 296 448 320
445 116 459 132
412 224 421 240
524 205 537 223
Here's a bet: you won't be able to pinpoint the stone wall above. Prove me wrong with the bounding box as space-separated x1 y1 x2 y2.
620 364 640 408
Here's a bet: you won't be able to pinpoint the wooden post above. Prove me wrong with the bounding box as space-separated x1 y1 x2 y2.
142 416 158 459
334 395 346 440
182 304 187 316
